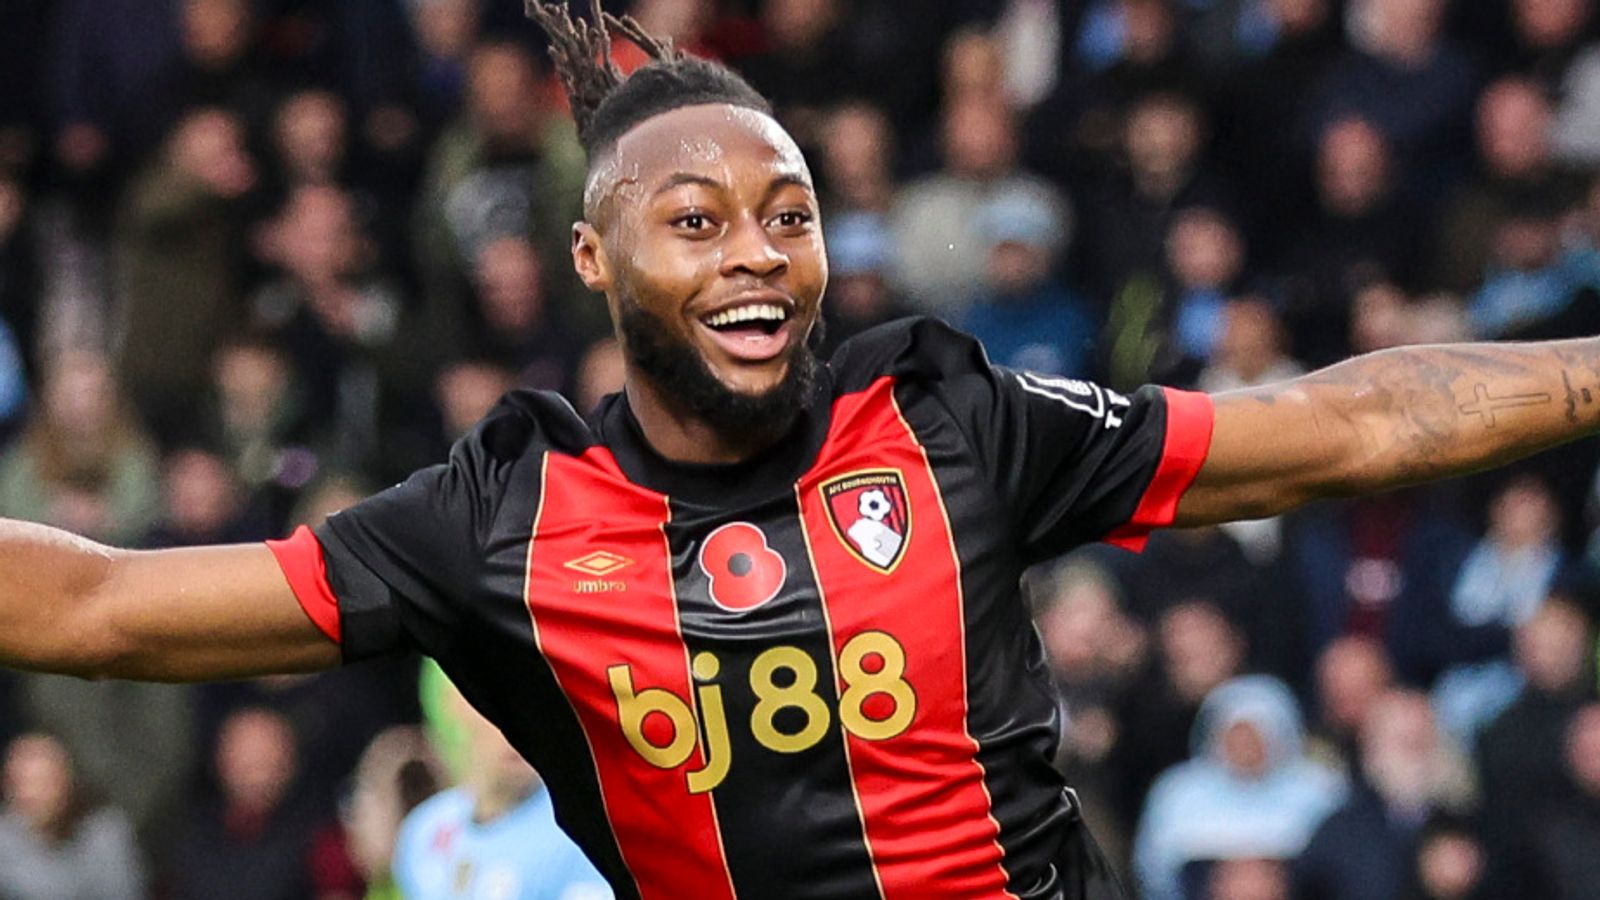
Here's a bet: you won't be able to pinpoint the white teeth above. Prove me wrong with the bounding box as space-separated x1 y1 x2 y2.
704 303 788 328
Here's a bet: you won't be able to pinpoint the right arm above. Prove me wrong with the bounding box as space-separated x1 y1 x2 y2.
0 519 339 682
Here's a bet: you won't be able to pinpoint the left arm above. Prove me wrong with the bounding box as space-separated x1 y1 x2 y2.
1174 337 1600 525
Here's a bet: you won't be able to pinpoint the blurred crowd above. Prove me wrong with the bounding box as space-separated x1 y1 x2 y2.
2 0 1600 898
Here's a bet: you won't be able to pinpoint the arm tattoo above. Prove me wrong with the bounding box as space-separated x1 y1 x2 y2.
1293 342 1587 484
1457 383 1553 428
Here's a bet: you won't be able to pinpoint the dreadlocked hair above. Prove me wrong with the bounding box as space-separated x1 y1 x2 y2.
525 0 772 161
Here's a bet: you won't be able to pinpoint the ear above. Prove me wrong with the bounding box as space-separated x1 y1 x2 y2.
572 222 611 293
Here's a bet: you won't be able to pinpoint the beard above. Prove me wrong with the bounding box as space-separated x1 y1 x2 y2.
617 290 820 441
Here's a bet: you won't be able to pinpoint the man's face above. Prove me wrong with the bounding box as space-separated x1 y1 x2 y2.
576 104 827 431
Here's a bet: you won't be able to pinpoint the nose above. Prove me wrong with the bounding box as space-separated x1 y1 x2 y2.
719 214 789 279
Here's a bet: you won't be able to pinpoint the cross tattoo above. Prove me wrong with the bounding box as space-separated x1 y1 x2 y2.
1458 383 1553 427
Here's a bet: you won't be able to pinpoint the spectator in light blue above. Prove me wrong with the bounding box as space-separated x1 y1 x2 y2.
394 678 610 900
962 186 1096 377
1467 195 1600 340
1133 675 1346 900
1431 475 1563 745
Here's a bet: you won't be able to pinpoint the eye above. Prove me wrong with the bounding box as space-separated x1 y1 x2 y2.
770 210 813 230
671 212 716 234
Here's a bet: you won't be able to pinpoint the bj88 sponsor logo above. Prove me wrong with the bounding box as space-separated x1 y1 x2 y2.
606 630 918 794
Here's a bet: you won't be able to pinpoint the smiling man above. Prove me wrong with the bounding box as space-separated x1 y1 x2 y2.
7 3 1600 900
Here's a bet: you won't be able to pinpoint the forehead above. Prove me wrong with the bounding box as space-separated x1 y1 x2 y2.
590 103 811 208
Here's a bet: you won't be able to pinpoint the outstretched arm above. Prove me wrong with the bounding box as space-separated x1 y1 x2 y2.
1175 337 1600 525
0 520 339 682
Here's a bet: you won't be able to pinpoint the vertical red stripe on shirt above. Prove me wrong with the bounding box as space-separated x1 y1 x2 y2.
266 525 341 644
798 377 1013 899
1104 387 1216 552
523 450 736 900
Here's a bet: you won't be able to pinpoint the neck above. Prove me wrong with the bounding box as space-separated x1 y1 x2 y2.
625 378 784 464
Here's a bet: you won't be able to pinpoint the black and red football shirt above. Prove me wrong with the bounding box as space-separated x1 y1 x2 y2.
269 318 1213 899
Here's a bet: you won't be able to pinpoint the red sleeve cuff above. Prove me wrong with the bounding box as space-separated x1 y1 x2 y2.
1104 388 1215 552
267 525 342 644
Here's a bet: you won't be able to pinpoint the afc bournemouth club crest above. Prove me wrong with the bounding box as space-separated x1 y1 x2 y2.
821 469 911 574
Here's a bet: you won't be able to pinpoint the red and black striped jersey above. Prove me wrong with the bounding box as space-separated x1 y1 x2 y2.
269 318 1214 899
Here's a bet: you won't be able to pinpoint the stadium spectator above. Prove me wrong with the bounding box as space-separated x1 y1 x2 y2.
1282 479 1474 681
1205 857 1290 900
890 90 1066 316
435 360 515 444
411 39 589 341
961 185 1096 377
0 732 145 900
1525 702 1600 897
141 446 269 549
1114 600 1248 830
1131 674 1346 900
250 184 406 468
1464 190 1600 341
1077 90 1233 306
1476 594 1596 895
1307 635 1395 768
1406 812 1492 900
46 0 182 195
0 349 159 544
1304 0 1478 199
816 102 897 218
312 726 443 900
1503 0 1597 89
1038 0 1202 187
146 0 276 153
388 0 482 146
815 212 911 357
1278 116 1423 366
1431 77 1588 294
167 708 322 900
392 680 610 899
740 0 863 148
1180 205 1254 375
200 336 309 495
461 235 573 392
266 90 350 197
1293 689 1473 900
1197 298 1303 395
112 107 255 441
1035 557 1147 866
1429 476 1563 742
1213 0 1344 243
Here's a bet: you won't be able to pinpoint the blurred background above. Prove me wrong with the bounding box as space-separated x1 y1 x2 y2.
2 0 1600 897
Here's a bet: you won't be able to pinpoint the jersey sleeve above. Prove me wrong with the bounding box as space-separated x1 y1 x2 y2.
968 368 1214 559
834 318 1216 561
267 402 536 662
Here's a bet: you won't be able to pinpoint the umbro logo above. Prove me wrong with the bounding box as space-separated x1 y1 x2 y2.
564 551 634 576
565 551 633 593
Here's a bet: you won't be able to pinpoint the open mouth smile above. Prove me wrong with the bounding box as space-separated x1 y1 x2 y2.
698 300 797 362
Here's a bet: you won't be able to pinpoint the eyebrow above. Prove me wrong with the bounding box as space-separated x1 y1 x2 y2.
650 170 815 200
